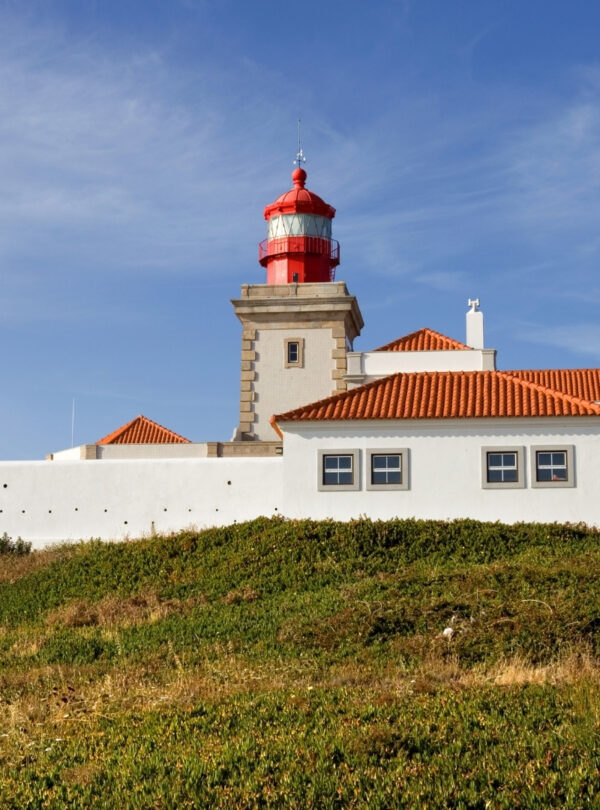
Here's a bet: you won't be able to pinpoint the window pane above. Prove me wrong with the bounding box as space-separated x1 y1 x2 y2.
371 454 402 485
486 451 517 483
287 342 299 363
536 449 568 483
322 455 353 486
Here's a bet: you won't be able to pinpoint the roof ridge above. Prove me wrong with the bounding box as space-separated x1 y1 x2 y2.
271 369 600 428
374 327 470 353
498 371 600 414
97 415 141 445
96 414 191 445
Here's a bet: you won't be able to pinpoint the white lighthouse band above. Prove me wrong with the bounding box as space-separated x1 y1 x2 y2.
267 213 332 240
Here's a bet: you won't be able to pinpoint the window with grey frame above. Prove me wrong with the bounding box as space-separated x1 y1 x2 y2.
481 447 524 489
317 450 360 492
531 445 575 488
366 448 409 491
284 337 304 368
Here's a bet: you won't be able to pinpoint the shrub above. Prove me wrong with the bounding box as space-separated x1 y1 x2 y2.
0 532 31 556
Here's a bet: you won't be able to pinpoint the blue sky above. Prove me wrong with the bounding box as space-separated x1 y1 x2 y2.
3 0 600 458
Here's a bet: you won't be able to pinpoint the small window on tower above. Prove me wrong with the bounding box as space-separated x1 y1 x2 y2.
284 338 304 368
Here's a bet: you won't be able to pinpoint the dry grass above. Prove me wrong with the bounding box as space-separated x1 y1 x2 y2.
44 591 206 629
0 544 80 584
222 586 258 605
2 646 599 743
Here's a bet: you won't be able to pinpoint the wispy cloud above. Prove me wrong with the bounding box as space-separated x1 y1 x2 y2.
517 323 600 361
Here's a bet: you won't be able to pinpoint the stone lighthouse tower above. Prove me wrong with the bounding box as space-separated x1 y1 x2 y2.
231 154 363 442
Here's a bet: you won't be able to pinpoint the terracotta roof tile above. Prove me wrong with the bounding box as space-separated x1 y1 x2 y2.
97 415 191 445
505 368 600 403
272 370 600 430
374 327 470 352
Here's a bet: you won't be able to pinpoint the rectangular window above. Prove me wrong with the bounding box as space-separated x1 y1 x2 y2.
487 452 518 483
481 447 524 489
531 446 574 488
372 454 401 484
323 454 353 485
317 450 360 491
366 448 409 490
284 338 304 368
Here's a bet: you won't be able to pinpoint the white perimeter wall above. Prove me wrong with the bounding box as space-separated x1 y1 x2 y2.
0 458 283 549
278 418 600 526
4 417 600 549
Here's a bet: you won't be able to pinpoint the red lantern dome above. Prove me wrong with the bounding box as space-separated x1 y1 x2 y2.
258 168 340 284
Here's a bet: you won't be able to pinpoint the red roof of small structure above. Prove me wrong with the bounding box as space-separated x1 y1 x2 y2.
97 415 191 445
374 328 470 352
271 370 600 432
263 168 335 220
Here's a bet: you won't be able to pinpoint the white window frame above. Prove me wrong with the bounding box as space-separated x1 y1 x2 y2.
481 446 525 489
530 445 575 488
366 448 409 491
317 450 360 492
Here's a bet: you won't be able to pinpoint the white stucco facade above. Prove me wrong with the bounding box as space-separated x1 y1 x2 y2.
3 415 600 548
346 347 496 386
277 418 600 526
0 458 283 548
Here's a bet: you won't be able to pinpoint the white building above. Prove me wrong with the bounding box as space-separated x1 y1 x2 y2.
2 167 600 547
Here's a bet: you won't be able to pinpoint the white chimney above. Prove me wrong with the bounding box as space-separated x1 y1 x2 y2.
466 298 484 349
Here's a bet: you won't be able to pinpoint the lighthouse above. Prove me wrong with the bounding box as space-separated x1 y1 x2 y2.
231 155 363 442
258 166 340 284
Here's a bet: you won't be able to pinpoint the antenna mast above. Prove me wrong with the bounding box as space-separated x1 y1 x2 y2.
294 118 306 167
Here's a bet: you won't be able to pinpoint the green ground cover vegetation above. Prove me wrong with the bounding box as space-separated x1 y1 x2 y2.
1 517 600 807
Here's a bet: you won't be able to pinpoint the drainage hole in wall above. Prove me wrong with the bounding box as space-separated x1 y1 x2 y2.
104 508 108 512
74 507 78 511
215 508 219 511
124 520 128 525
227 480 232 485
188 508 192 512
2 483 7 488
163 508 167 512
48 509 52 514
21 510 25 514
274 507 278 511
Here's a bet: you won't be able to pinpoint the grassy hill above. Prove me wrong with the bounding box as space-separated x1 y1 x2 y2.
1 516 600 808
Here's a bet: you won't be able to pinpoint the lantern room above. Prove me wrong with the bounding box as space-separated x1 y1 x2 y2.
258 167 340 284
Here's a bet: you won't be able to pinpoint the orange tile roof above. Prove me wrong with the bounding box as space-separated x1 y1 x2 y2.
374 328 470 352
97 415 191 445
505 368 600 403
272 370 600 431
